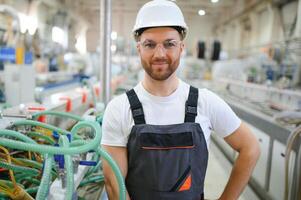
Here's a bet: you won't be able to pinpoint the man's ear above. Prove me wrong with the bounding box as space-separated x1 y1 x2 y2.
180 42 185 54
137 42 141 53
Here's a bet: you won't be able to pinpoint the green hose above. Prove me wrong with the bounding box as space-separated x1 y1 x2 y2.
0 180 24 188
79 175 104 187
70 120 101 139
60 135 74 200
15 174 37 182
0 121 100 155
17 177 40 185
36 154 53 200
16 158 57 177
97 147 126 200
25 186 39 194
0 194 7 200
85 160 102 177
70 140 85 147
16 158 42 169
0 120 126 200
27 131 56 145
32 110 84 122
0 161 39 175
0 129 36 144
15 174 39 183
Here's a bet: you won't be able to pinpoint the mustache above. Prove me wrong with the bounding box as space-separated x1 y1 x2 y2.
151 59 168 63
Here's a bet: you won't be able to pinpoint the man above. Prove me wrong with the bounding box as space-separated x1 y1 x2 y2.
101 0 260 200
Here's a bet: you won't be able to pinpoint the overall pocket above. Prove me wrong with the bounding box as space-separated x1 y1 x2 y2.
139 131 194 192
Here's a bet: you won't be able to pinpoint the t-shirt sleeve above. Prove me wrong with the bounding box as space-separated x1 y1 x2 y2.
101 96 128 147
205 89 241 138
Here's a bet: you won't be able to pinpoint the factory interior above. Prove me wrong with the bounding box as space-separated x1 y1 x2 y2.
0 0 301 199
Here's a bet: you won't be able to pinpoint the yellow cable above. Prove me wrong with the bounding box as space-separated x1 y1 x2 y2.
33 127 53 137
33 152 42 163
28 152 32 160
0 151 42 169
0 183 13 196
0 152 32 167
0 146 17 189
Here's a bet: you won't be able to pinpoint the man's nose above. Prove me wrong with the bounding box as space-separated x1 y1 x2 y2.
153 44 166 58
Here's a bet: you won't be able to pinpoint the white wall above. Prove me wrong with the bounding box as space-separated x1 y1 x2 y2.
185 16 214 56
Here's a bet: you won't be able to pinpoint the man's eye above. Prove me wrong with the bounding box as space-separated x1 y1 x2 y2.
164 42 177 48
144 43 156 48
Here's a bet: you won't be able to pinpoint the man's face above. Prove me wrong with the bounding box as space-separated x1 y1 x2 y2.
137 27 184 81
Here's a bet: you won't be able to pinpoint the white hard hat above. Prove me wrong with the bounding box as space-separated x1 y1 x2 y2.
133 0 188 40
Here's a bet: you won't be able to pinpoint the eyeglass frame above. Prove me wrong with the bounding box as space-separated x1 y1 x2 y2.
138 39 183 52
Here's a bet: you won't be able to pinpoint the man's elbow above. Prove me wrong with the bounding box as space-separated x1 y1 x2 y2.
245 138 261 163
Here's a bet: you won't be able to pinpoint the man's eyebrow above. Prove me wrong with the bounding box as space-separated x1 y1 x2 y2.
141 39 155 43
164 39 177 42
142 39 177 43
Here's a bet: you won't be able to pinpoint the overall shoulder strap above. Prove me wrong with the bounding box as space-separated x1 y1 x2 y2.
184 86 199 123
126 89 146 125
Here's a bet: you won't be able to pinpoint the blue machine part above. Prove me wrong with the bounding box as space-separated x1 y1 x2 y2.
0 47 15 63
25 52 33 64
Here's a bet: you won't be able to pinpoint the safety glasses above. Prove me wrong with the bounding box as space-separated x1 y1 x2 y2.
139 39 181 51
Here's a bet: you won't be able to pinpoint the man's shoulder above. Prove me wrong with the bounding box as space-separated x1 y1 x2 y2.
107 93 129 109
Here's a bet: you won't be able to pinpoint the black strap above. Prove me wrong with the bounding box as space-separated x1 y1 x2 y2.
184 86 198 123
126 89 146 125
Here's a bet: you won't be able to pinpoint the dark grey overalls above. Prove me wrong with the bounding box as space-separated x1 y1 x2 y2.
125 86 208 200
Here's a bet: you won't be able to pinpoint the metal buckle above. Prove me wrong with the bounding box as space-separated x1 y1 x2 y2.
132 108 144 117
185 105 197 115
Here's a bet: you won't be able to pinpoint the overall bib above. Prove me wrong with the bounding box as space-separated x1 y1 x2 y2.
125 86 208 200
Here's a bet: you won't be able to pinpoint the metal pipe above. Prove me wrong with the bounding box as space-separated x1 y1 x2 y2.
0 114 28 119
284 125 301 200
100 0 112 106
295 143 301 200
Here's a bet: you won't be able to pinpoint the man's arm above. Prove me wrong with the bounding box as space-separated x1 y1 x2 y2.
219 122 260 200
102 145 131 200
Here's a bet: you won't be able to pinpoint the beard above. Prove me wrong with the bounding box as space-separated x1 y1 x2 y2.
140 56 180 81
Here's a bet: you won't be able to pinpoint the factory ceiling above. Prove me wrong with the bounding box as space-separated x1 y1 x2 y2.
62 0 238 18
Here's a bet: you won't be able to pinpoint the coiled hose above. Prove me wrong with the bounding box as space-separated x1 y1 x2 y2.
0 161 39 175
0 120 126 200
0 122 99 155
97 147 126 200
32 110 84 122
60 135 74 200
36 154 53 200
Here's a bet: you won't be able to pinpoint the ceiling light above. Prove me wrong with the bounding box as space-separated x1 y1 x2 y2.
52 26 65 45
211 0 219 3
111 45 117 53
111 31 117 40
198 9 206 16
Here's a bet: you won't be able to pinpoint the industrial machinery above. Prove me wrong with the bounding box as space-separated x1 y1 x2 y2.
0 78 126 200
187 77 301 200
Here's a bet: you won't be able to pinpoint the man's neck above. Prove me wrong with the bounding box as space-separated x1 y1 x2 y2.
142 75 179 97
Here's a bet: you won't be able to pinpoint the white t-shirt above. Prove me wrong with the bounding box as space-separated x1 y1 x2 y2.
101 80 241 148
